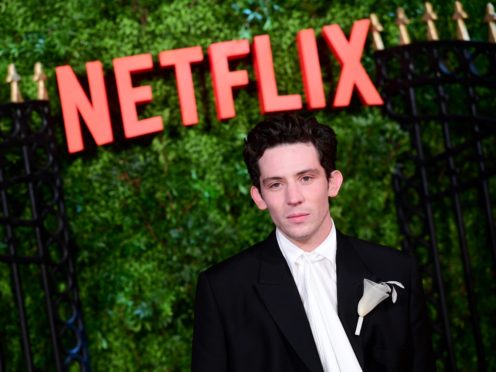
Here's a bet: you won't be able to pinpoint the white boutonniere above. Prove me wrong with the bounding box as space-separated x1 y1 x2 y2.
354 279 405 336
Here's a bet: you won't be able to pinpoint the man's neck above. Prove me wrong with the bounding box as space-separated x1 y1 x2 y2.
280 218 334 252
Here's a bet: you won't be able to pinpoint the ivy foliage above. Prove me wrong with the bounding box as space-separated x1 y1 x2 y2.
0 0 494 370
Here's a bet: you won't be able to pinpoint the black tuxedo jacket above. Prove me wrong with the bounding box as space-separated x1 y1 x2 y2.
192 231 434 372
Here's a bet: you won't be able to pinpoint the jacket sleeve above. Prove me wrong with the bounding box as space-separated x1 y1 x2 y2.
409 257 436 372
191 271 228 372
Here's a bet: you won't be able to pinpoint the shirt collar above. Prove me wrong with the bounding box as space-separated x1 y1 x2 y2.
276 219 337 273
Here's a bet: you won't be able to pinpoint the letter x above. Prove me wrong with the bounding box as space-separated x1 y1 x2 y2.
322 19 383 107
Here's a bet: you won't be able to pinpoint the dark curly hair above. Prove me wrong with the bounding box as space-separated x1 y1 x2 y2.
243 114 338 190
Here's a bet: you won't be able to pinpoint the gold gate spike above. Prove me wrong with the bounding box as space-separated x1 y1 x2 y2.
484 3 496 43
6 64 23 103
370 13 384 50
33 62 48 100
423 2 439 41
395 7 411 45
453 1 470 40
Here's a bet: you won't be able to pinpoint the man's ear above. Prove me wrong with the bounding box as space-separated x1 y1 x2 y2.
328 170 343 197
250 185 268 210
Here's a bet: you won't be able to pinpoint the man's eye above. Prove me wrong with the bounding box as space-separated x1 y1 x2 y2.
269 182 282 189
301 176 313 183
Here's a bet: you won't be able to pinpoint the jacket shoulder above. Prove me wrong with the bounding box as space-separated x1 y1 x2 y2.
341 232 415 276
201 239 265 284
346 234 408 259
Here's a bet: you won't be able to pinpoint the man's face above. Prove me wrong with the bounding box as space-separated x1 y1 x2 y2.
250 143 343 251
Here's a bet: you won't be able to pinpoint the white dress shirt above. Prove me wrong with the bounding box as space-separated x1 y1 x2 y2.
276 223 362 372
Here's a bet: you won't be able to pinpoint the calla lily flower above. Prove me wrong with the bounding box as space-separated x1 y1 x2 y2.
355 279 404 336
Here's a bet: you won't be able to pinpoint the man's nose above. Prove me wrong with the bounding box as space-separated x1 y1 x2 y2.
286 183 304 205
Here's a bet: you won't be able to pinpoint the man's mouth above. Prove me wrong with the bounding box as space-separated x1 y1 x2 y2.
287 213 309 223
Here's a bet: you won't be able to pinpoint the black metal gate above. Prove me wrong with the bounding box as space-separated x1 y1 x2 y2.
375 40 496 371
0 101 89 371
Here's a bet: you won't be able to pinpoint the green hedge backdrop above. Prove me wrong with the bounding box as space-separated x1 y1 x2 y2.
0 0 493 370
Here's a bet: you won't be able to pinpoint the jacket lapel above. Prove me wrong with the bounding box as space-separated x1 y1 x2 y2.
336 231 376 369
254 232 324 372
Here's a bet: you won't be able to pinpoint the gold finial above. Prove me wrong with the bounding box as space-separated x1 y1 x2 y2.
453 1 470 40
484 3 496 43
422 2 439 41
395 7 411 45
5 64 23 103
369 13 384 50
33 62 48 100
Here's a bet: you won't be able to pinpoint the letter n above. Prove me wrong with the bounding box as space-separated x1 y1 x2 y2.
55 61 113 153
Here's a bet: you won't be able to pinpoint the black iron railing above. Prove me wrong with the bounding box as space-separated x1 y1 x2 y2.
0 101 89 371
375 40 496 371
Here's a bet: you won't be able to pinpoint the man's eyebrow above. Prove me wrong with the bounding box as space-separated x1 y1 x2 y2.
261 169 321 185
296 168 320 176
261 176 283 186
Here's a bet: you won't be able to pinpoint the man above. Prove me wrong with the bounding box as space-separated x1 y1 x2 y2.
192 114 434 372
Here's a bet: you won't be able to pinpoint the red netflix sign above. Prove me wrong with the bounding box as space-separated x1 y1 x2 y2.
55 19 383 153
